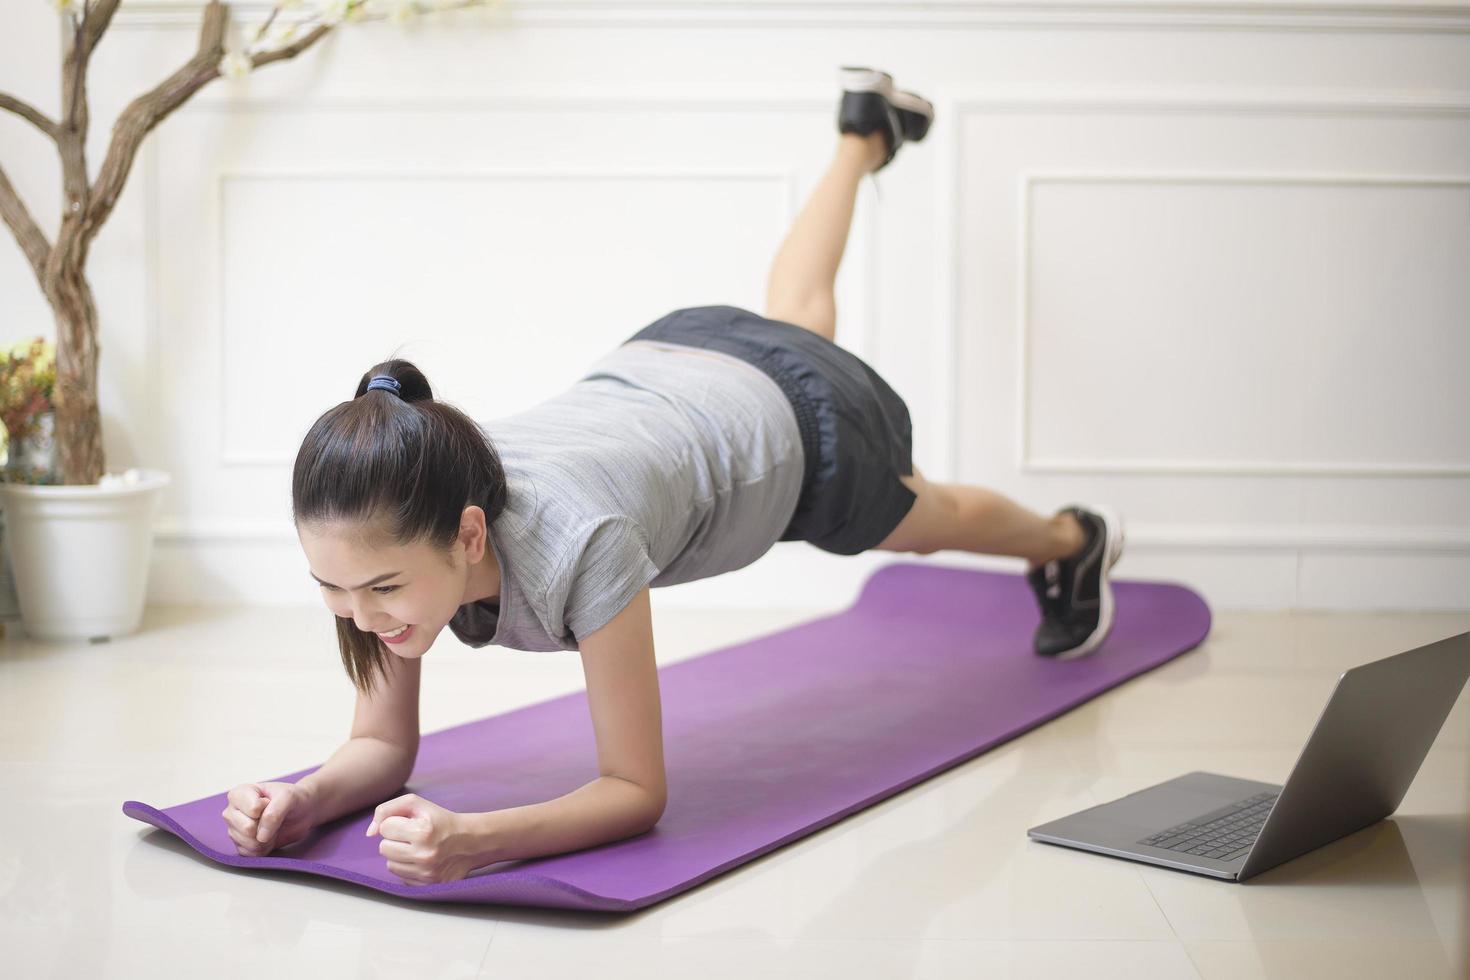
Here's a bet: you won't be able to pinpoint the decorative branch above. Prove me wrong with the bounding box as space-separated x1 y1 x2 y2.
252 3 284 47
2 0 499 485
248 21 335 71
80 1 228 241
0 94 60 143
65 6 87 131
0 162 53 282
81 2 344 243
83 0 125 53
57 2 92 245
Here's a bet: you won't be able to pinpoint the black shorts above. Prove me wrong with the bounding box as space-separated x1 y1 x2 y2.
621 305 917 556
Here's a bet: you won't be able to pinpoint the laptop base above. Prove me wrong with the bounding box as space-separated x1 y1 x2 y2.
1027 772 1283 880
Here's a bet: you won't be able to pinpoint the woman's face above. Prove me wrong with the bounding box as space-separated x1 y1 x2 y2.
297 518 478 659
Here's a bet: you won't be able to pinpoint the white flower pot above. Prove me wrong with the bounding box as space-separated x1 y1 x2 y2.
0 468 171 641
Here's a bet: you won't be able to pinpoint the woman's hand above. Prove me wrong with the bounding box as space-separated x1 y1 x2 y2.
366 793 480 885
222 780 317 856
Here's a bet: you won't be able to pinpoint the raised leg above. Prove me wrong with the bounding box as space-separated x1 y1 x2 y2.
763 132 887 342
873 466 1087 570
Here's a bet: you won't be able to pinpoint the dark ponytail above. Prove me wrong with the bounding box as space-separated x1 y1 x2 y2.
292 356 508 697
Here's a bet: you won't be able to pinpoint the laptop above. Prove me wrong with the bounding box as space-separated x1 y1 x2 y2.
1027 629 1470 881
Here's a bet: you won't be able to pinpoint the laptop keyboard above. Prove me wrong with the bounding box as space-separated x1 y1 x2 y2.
1137 791 1279 862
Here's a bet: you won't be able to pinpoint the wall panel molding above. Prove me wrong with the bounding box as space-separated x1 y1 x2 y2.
929 88 1470 482
207 166 803 468
154 516 1470 553
1015 172 1470 478
99 48 1469 609
112 0 1470 35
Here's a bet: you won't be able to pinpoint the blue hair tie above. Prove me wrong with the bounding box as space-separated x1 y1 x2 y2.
366 375 401 396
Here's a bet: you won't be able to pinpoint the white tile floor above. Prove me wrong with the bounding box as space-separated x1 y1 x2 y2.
1 598 1467 979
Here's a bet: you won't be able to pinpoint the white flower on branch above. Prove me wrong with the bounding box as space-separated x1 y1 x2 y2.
244 22 269 53
219 51 254 80
320 0 351 25
49 0 84 13
249 22 300 54
390 0 419 23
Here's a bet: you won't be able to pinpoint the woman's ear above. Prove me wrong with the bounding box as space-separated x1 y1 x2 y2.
459 505 487 561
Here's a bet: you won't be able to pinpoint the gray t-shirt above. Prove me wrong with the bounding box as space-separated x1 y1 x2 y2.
448 339 804 652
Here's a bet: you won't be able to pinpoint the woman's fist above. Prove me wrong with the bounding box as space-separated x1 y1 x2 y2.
222 781 317 857
366 793 477 885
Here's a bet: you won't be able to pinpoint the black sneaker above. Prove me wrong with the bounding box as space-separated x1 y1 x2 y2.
836 66 935 173
1026 504 1125 660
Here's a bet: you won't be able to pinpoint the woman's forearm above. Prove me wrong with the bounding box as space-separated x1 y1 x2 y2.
461 776 664 867
297 736 417 826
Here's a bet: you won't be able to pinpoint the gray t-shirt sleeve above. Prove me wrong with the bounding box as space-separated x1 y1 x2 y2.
546 515 662 645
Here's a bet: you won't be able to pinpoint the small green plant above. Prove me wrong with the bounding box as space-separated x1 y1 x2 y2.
0 337 58 484
0 337 56 444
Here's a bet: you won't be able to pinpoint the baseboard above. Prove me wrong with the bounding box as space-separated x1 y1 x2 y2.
143 536 1470 611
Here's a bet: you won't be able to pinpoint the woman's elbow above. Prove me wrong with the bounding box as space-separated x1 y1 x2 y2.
645 788 668 828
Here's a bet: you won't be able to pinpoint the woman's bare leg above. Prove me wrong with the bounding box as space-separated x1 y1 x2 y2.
763 132 887 342
772 139 1083 571
874 466 1087 570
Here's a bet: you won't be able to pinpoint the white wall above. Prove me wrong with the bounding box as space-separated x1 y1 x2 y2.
2 0 1468 612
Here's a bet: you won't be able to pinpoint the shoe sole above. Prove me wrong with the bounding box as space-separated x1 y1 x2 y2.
888 90 934 117
838 66 896 99
838 66 934 141
1050 503 1125 661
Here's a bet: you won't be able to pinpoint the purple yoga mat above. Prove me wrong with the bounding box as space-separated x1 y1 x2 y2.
123 561 1210 911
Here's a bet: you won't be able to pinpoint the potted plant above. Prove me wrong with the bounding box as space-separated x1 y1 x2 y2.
0 0 493 640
